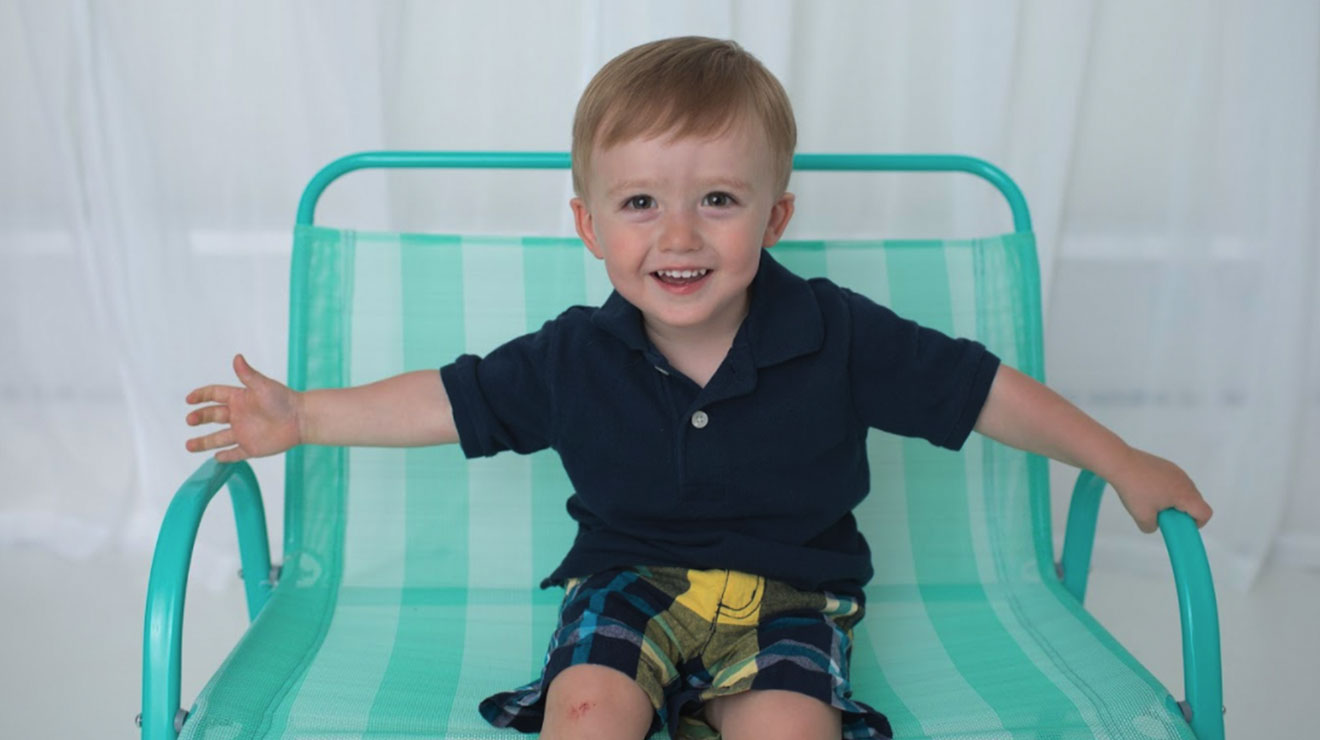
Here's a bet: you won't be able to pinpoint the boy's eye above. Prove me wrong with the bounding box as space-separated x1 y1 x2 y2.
702 192 737 208
623 195 654 210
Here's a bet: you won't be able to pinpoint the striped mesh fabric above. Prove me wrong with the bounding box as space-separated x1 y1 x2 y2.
179 227 1195 739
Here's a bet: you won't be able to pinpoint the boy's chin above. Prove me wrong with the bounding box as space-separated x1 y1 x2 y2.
643 303 746 334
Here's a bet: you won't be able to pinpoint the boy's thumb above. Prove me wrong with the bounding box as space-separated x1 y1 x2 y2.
234 353 262 386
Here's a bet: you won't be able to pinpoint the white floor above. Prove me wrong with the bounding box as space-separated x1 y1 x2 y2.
2 546 1316 739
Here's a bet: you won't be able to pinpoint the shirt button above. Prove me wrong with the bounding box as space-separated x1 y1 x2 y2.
691 410 709 429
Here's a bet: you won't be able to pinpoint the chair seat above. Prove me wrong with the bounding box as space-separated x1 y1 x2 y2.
181 579 1194 739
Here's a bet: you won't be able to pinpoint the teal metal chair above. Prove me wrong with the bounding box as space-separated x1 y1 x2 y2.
142 153 1223 739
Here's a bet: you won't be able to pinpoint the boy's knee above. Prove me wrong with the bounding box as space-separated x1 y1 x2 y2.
542 664 654 739
706 689 841 740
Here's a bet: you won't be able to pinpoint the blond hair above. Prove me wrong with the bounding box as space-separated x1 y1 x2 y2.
571 36 796 197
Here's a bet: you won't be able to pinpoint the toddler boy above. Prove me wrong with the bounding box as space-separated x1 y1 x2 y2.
186 36 1212 740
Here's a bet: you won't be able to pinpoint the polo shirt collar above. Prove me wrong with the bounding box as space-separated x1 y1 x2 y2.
590 249 824 368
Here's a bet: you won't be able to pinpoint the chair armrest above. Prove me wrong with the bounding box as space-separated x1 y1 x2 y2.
141 459 272 740
1059 470 1224 740
1158 508 1224 740
1059 469 1106 602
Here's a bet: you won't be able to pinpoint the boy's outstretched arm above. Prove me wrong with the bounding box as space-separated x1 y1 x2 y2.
185 354 458 463
973 365 1213 533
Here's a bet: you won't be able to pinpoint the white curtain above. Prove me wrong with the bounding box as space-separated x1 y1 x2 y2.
2 0 1315 590
1044 0 1320 587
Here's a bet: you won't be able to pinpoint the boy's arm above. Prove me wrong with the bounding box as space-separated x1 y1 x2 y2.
186 354 458 463
973 365 1213 533
300 369 458 448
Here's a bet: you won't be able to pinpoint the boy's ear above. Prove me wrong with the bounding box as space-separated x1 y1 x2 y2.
572 197 604 259
761 192 796 248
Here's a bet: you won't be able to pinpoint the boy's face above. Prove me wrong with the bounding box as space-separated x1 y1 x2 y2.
571 119 794 343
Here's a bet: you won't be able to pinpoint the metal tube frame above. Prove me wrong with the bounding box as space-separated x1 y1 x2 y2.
1060 471 1224 740
292 151 1033 230
141 459 272 740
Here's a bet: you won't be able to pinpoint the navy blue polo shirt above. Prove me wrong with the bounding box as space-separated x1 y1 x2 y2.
440 249 1000 598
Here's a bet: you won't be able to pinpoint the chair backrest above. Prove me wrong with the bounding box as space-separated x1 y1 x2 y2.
281 227 1053 607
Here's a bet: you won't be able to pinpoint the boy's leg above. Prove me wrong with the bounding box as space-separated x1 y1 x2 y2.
704 689 842 740
540 663 655 740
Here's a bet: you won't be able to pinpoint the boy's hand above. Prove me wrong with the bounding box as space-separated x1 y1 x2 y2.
185 354 302 463
1108 447 1213 533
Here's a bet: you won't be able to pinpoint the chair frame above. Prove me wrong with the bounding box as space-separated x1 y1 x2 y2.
141 152 1224 740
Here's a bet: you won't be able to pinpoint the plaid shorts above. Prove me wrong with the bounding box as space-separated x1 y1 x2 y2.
479 566 892 739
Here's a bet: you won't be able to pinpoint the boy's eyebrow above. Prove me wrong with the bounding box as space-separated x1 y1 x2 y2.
606 179 659 197
605 177 755 197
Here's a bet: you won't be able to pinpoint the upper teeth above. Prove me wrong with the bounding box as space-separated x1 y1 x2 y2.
657 269 708 279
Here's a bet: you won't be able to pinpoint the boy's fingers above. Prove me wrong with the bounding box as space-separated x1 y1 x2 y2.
187 385 237 405
187 405 230 426
186 428 235 453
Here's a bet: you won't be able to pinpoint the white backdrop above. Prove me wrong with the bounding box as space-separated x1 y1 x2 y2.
2 0 1317 593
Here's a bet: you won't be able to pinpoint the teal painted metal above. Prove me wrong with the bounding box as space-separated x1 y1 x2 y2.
293 151 1033 232
1059 470 1223 739
294 152 570 227
142 459 272 740
1060 469 1106 602
285 150 1035 565
1159 508 1225 740
793 153 1032 233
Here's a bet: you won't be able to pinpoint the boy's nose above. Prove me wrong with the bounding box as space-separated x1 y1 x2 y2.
658 210 701 253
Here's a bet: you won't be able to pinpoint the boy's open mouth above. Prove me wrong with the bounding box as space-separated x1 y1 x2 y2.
652 268 710 288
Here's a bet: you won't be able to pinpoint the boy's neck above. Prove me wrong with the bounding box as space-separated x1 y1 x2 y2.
642 296 749 388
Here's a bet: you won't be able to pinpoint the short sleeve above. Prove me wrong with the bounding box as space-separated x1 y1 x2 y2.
844 288 1000 450
439 321 557 458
